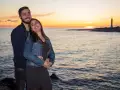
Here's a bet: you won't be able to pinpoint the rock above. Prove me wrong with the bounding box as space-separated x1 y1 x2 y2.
50 73 59 80
0 78 16 90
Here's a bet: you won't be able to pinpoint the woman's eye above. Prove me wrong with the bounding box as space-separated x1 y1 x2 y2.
35 21 39 24
31 24 34 26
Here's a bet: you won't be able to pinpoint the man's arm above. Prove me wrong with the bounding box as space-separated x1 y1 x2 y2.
11 29 26 68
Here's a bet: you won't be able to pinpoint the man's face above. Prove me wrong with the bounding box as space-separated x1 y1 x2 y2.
20 9 32 24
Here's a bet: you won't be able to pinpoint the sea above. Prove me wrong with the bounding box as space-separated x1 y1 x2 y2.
0 28 120 90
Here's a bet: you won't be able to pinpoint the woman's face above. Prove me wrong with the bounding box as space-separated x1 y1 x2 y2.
30 20 41 33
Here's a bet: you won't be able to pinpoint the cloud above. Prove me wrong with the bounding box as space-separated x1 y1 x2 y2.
0 12 55 19
0 16 18 19
0 20 6 22
0 12 55 23
7 19 18 22
0 19 18 23
7 16 18 18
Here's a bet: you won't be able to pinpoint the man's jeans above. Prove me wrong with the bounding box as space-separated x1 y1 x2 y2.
15 68 26 90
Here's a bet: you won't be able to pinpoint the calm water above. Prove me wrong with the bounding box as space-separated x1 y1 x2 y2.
0 28 120 90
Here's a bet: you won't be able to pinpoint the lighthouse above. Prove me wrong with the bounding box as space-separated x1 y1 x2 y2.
111 18 113 28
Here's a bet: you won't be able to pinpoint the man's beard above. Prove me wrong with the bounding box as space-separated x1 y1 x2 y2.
21 18 31 24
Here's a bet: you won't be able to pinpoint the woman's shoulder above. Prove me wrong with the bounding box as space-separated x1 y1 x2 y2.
33 41 42 46
45 38 50 43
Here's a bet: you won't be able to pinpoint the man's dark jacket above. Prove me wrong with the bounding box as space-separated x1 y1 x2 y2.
11 23 28 69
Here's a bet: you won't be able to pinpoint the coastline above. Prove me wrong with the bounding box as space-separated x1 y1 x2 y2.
67 27 120 32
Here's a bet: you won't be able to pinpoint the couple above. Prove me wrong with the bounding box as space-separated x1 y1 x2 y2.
11 6 55 90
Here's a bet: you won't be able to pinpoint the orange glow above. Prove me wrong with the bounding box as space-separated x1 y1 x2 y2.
0 15 120 28
85 26 95 29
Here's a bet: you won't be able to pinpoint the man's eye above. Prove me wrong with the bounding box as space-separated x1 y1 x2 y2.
28 12 30 14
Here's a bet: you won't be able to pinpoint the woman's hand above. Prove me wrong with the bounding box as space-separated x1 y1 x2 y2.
38 56 43 61
46 58 52 67
38 56 50 68
43 60 50 68
43 58 52 68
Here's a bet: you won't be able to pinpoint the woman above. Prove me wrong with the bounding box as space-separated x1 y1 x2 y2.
24 18 55 90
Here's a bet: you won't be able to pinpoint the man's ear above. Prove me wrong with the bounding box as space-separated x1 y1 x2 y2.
19 15 22 19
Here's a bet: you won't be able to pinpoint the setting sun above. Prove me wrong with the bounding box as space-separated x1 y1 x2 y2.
85 26 95 29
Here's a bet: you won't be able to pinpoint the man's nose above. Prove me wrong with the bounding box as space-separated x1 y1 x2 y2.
27 13 31 17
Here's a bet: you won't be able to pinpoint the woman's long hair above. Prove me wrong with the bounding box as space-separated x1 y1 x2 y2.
29 18 49 42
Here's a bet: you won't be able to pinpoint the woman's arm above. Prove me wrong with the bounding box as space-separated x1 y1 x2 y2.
23 37 44 66
47 39 55 65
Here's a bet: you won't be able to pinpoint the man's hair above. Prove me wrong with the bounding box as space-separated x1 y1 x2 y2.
18 6 30 16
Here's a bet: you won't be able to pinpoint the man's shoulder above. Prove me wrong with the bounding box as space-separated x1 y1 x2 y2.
11 24 24 35
13 24 23 31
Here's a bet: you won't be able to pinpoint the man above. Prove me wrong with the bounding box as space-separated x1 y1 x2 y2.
11 6 32 90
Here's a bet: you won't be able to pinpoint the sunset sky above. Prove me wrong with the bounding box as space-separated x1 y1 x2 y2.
0 0 120 28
